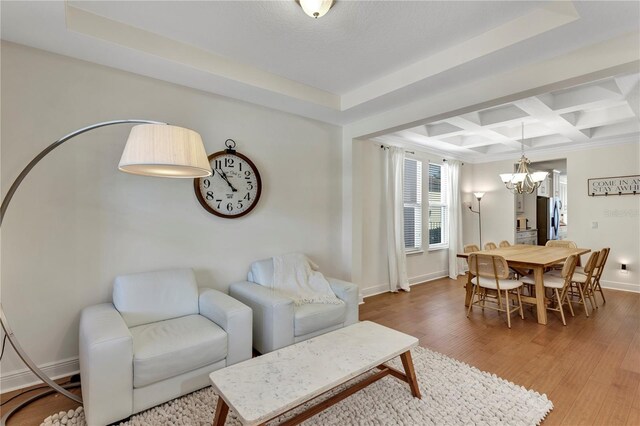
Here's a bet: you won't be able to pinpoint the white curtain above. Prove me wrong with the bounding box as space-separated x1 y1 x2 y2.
447 160 465 279
384 147 410 292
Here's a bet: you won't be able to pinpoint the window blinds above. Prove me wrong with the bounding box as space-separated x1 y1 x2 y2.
403 158 422 250
428 163 449 247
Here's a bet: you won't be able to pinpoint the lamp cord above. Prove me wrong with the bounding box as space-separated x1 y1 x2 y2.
0 384 48 408
0 375 76 408
0 334 44 408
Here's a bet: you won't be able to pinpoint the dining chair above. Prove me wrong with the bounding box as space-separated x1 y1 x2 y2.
463 244 481 290
565 251 599 317
523 255 578 325
464 244 480 253
484 242 498 250
499 240 511 248
466 253 524 328
545 240 578 270
575 247 609 306
545 240 577 248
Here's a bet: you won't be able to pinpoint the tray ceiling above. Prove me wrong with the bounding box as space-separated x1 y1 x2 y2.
1 1 639 127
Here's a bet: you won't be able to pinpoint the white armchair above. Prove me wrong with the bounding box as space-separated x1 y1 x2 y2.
79 268 252 426
229 258 359 354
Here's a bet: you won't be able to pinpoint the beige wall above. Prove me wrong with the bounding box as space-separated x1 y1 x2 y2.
565 143 639 291
461 142 640 292
358 139 448 297
460 159 517 249
0 42 343 386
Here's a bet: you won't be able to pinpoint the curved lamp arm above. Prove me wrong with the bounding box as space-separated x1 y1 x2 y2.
1 119 164 225
0 119 166 406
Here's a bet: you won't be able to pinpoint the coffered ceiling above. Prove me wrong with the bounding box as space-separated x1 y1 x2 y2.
376 73 640 162
1 1 639 130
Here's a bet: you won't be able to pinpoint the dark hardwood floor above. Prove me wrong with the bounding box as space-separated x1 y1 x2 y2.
2 276 639 425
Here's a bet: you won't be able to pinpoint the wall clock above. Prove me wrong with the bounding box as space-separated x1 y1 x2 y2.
194 139 262 218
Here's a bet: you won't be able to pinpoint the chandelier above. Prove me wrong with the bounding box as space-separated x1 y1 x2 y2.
499 123 548 194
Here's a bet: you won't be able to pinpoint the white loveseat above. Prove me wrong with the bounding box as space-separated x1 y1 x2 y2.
229 258 359 354
79 268 252 426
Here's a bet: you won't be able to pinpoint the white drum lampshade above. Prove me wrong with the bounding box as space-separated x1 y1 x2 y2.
118 124 212 178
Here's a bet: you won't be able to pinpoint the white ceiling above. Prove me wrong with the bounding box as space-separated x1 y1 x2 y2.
376 73 640 162
1 0 639 129
61 0 539 94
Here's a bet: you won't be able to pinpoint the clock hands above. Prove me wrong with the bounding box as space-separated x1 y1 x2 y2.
216 169 238 192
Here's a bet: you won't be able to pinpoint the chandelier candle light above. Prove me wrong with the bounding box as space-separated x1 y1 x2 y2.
500 123 548 194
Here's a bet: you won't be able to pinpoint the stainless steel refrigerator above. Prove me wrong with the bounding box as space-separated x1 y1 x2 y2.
536 196 560 245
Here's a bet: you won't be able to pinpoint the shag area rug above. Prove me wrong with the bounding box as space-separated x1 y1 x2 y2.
41 346 552 426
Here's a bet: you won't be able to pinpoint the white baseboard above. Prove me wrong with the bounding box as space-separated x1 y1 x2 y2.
0 357 79 393
361 270 449 300
601 280 640 293
360 283 391 299
409 271 449 285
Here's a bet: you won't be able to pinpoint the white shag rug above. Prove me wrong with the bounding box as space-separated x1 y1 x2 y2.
41 346 552 426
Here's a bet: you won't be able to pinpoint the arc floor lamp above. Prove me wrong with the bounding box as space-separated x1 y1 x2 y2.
0 120 212 424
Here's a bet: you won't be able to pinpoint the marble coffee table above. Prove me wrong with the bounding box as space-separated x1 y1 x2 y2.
209 321 421 426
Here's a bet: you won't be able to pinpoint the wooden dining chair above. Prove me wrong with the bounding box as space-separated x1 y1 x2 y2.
467 253 524 328
545 240 578 270
575 247 609 306
462 244 481 291
499 240 511 248
545 240 577 248
566 251 599 317
523 255 578 325
484 242 498 250
464 244 480 253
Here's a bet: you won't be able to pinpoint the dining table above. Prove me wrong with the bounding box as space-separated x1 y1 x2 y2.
457 244 590 325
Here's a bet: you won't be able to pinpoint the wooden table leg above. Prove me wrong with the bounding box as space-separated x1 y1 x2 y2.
533 266 548 325
464 272 472 307
400 351 421 399
212 397 229 426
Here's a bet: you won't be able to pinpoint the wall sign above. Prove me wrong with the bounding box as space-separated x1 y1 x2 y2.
588 175 639 197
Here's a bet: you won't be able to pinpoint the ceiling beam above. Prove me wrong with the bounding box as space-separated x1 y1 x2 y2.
443 116 523 150
341 1 580 110
513 96 592 143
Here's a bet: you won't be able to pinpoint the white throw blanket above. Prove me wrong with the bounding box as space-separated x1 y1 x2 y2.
271 253 342 305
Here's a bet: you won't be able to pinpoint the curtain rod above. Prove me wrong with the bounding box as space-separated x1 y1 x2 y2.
379 145 463 165
379 144 414 154
443 159 464 165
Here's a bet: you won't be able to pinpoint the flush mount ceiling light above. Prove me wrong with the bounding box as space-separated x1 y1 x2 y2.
297 0 335 19
500 123 548 194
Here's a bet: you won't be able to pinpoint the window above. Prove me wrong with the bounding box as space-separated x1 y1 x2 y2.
428 163 449 248
403 158 422 251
